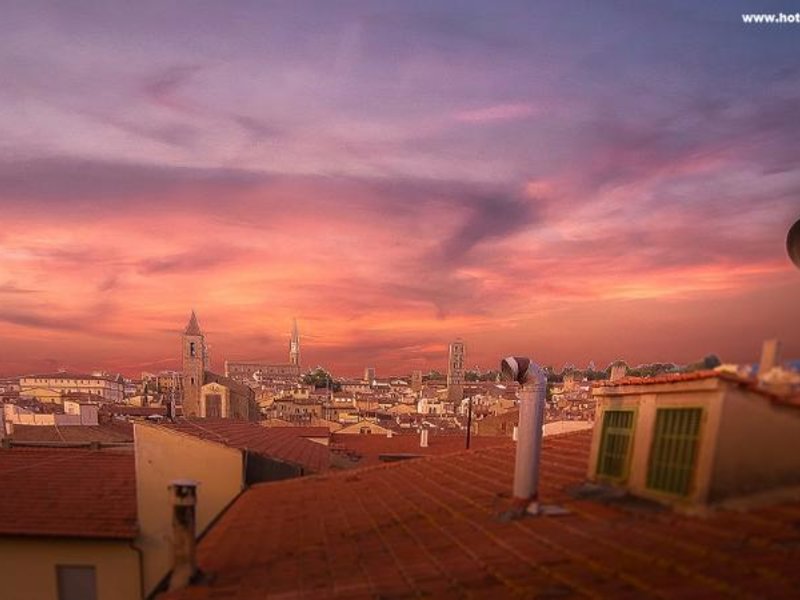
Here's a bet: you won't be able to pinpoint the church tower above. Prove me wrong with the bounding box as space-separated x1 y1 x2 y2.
182 310 206 417
289 318 301 368
447 339 465 403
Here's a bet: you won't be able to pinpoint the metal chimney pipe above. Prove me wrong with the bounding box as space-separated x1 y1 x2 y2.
501 357 547 513
168 479 199 591
420 428 429 448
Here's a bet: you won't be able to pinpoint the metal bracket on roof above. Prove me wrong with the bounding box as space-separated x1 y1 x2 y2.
495 499 570 522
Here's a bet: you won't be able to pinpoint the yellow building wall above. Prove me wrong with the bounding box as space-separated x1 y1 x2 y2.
711 388 800 501
0 537 140 600
134 424 244 597
589 382 725 506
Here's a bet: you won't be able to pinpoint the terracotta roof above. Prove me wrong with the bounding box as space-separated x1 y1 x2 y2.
603 369 750 387
9 422 134 444
331 432 509 466
161 430 800 599
0 448 137 539
160 419 331 473
267 426 330 438
99 404 167 417
599 370 800 408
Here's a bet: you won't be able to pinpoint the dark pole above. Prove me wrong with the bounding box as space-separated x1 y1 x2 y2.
465 395 473 449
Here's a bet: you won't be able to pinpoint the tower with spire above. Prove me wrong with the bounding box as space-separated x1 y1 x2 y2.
289 318 301 368
182 310 206 417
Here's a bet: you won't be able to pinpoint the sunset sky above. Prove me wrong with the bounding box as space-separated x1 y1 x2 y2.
1 1 798 377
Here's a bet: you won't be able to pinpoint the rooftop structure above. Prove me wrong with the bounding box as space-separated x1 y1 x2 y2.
591 369 800 509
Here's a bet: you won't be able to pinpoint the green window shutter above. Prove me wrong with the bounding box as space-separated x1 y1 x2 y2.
647 408 703 496
596 410 635 479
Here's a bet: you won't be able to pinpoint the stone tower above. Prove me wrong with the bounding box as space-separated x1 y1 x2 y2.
182 311 206 417
447 340 465 403
289 318 301 367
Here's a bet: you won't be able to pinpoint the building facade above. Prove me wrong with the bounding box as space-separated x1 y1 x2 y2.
19 373 124 404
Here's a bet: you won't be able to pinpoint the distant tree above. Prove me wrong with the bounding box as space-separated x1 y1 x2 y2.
543 365 562 383
422 370 445 382
302 367 341 391
683 354 722 373
465 370 481 382
479 370 501 382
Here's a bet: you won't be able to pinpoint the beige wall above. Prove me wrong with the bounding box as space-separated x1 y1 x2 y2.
711 388 800 501
0 537 140 600
134 424 244 597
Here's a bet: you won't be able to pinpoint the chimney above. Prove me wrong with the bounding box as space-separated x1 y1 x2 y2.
168 480 199 591
420 428 429 448
501 357 547 516
386 430 393 438
512 425 518 442
758 339 781 377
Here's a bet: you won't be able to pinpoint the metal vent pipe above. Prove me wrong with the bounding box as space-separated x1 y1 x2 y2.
501 357 547 511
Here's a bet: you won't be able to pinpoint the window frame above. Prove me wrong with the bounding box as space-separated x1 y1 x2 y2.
595 407 637 482
645 406 705 498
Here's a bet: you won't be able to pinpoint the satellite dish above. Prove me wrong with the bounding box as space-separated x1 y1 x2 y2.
788 217 800 269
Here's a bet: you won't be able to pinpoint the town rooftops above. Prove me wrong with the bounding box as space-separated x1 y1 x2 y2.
160 429 800 599
0 447 137 540
158 419 331 473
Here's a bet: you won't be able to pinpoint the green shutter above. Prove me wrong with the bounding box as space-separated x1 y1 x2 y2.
647 408 703 496
597 410 635 479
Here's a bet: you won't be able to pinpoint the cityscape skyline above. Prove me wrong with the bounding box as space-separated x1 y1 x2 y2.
1 1 799 376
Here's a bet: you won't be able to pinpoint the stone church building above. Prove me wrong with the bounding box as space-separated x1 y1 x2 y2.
182 311 259 420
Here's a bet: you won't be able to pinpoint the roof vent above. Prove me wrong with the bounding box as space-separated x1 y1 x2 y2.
168 479 200 591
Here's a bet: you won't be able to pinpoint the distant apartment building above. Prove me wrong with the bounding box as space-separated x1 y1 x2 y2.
18 373 124 404
447 340 465 403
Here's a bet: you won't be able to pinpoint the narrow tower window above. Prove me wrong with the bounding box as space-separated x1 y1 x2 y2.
190 342 196 357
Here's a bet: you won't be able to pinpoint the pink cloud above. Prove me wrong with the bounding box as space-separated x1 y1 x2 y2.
452 102 536 123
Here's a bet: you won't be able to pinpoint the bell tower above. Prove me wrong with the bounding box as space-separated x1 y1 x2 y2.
182 310 206 417
289 318 300 368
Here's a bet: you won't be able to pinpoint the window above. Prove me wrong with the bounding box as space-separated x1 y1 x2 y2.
596 409 635 480
647 407 703 497
56 565 97 600
190 342 196 357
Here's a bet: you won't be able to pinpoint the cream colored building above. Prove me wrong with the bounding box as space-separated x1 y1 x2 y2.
135 424 245 597
0 447 140 600
19 373 124 404
590 372 800 510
